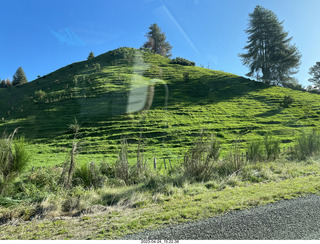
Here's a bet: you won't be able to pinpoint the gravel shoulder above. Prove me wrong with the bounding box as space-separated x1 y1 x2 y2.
124 194 320 240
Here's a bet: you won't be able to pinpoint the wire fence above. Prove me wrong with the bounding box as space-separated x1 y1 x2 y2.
146 146 294 170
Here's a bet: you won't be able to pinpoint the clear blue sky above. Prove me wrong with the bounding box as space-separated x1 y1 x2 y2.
1 0 320 87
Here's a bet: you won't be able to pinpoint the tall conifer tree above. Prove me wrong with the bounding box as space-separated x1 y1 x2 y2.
142 23 172 58
12 67 28 86
240 5 301 85
308 62 320 90
0 80 5 88
87 51 94 60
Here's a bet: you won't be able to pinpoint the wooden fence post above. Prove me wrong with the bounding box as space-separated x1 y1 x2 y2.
169 158 172 170
163 158 167 169
153 158 157 170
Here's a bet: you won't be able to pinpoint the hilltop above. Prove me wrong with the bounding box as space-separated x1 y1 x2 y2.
0 47 320 167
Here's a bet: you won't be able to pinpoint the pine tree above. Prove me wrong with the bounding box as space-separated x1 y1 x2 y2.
87 51 94 60
12 67 28 86
0 80 5 88
308 62 320 90
239 5 301 85
142 23 172 58
6 78 12 87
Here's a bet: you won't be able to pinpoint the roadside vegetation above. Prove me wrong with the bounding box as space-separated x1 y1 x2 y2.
2 126 320 239
1 48 320 239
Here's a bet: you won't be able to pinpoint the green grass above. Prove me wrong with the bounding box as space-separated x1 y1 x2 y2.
0 47 320 168
1 47 320 239
2 159 320 239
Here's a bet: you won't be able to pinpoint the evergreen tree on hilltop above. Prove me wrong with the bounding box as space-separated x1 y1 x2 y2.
142 23 172 58
87 51 94 60
0 79 5 88
239 5 301 85
6 78 12 87
12 67 28 86
309 62 320 90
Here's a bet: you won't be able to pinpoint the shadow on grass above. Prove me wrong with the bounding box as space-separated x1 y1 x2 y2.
255 108 283 118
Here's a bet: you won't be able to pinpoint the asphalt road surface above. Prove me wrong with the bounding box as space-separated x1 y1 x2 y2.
123 194 320 240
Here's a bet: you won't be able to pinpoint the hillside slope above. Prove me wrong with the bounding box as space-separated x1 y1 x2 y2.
0 47 320 166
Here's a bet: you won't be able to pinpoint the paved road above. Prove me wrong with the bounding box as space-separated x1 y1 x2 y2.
123 194 320 240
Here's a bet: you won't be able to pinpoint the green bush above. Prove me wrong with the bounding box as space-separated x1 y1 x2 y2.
34 89 47 103
74 162 106 188
170 57 195 66
115 140 130 185
183 134 221 182
264 134 280 161
0 131 29 195
4 167 61 203
293 129 320 160
247 140 264 162
220 141 246 176
280 95 294 108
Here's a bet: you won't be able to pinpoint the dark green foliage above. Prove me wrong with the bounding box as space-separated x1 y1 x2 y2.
12 67 28 86
292 129 320 160
170 57 195 66
240 5 301 85
0 79 11 88
0 80 5 88
8 167 61 202
183 134 221 182
264 134 280 161
87 51 94 60
0 130 29 194
100 162 115 178
282 78 305 91
34 89 47 103
281 95 294 108
221 140 246 175
74 162 105 188
142 23 172 58
6 78 12 87
308 62 320 90
93 63 101 70
247 135 280 162
183 72 190 82
247 140 264 162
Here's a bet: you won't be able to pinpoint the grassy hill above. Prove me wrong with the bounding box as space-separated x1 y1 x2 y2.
0 47 320 168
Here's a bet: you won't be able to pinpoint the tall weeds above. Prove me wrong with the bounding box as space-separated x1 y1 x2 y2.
115 139 130 185
264 134 280 161
246 135 280 163
183 134 221 182
247 140 264 162
219 140 246 176
74 162 105 188
293 129 320 160
0 129 29 194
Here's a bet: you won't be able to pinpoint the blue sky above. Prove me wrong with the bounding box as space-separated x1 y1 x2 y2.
1 0 320 87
